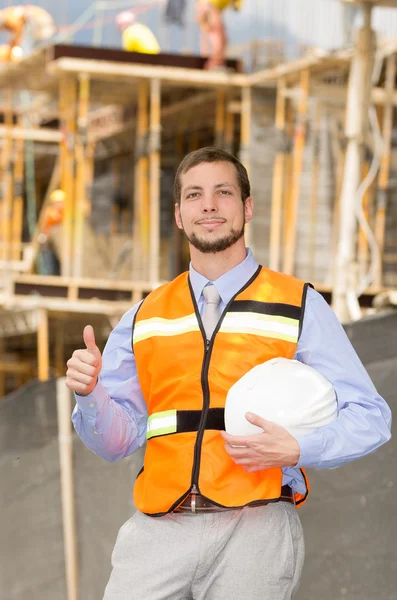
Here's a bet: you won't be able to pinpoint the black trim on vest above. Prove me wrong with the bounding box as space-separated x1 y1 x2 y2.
295 468 309 506
131 297 145 354
148 408 225 441
229 300 301 321
298 282 314 341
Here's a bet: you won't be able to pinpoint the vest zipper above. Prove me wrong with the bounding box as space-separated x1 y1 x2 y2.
190 336 212 492
187 265 262 497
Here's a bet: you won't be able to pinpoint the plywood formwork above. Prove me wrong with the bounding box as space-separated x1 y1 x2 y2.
0 39 396 392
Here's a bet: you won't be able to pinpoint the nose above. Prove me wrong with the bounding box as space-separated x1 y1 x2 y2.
201 193 218 213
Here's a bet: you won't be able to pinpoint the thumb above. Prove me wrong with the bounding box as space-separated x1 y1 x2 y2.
83 325 101 358
245 412 267 431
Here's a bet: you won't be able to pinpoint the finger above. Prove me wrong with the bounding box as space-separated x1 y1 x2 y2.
65 377 93 395
67 356 98 375
66 368 94 386
224 443 252 458
242 464 267 473
244 412 268 430
220 430 265 448
83 325 101 358
71 349 100 368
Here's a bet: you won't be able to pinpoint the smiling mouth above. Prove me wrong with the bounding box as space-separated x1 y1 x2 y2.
196 219 226 227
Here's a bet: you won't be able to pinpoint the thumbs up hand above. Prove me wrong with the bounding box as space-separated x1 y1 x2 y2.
66 325 103 396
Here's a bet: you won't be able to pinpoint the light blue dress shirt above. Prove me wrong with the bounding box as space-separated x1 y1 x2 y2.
72 249 392 494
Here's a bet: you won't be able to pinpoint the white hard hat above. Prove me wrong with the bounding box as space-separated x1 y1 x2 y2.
116 10 136 30
225 357 337 438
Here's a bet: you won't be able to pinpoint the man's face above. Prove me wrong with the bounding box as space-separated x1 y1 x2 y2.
175 161 253 254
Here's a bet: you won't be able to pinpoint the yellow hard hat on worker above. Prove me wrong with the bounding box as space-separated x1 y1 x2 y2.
116 10 160 55
201 0 242 11
49 189 66 204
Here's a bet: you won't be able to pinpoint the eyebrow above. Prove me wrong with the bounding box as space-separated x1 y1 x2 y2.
183 182 237 194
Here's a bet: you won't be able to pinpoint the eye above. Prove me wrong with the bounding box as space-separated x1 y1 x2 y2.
186 192 200 199
219 190 232 195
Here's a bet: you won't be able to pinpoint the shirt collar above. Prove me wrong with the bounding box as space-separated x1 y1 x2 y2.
189 248 259 306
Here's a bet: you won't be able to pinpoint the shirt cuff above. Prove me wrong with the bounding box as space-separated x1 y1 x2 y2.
74 378 109 417
295 430 326 469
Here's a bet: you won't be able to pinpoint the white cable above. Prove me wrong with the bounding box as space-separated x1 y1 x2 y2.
355 105 384 296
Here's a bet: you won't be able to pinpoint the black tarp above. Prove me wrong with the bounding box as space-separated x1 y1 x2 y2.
1 312 396 599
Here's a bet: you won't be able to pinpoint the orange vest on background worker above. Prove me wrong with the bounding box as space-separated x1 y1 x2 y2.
132 266 311 516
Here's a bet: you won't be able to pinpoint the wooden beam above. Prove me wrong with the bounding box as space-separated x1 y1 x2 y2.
73 73 90 279
240 86 252 247
0 125 61 143
283 69 310 275
37 307 49 381
269 77 287 272
1 90 14 264
60 76 77 277
375 54 395 288
149 79 161 284
11 118 24 261
215 89 226 148
133 80 150 279
56 378 79 600
48 57 248 89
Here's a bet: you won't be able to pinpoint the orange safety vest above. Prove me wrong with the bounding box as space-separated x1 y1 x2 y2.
132 266 311 516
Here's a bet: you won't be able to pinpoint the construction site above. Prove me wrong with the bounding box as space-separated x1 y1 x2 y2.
0 0 396 599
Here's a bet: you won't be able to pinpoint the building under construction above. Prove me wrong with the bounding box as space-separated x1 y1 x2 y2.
0 1 397 599
1 22 397 392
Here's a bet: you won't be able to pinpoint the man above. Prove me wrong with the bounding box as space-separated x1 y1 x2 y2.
66 147 391 600
0 5 55 59
116 10 160 55
37 188 65 276
196 0 241 69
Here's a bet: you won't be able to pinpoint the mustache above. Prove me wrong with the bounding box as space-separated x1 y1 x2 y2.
195 217 226 224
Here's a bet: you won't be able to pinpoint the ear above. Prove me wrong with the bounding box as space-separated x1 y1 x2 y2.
174 202 183 230
244 197 253 224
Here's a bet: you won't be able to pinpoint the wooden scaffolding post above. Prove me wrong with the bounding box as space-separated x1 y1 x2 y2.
56 378 79 600
240 86 252 247
73 73 90 279
269 77 287 272
283 99 294 252
60 76 77 277
149 78 161 284
1 89 14 263
375 53 395 289
37 308 49 381
283 68 310 275
224 107 235 154
133 80 149 279
358 148 373 280
308 100 322 280
11 118 24 261
215 88 226 148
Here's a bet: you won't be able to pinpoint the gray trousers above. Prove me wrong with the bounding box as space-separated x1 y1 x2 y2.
104 502 304 600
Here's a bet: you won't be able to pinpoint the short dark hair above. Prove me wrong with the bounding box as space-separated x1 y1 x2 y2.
174 147 251 205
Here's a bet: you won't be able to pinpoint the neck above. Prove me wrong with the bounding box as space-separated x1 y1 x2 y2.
190 239 247 281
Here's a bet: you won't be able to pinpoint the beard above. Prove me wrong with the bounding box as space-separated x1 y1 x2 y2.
182 220 245 254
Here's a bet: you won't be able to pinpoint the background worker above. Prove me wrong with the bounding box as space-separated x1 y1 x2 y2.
66 147 391 600
37 188 65 276
0 5 55 59
196 0 241 69
116 10 160 55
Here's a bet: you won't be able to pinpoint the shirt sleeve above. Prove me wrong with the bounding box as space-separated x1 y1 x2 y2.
71 302 148 462
294 287 392 470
